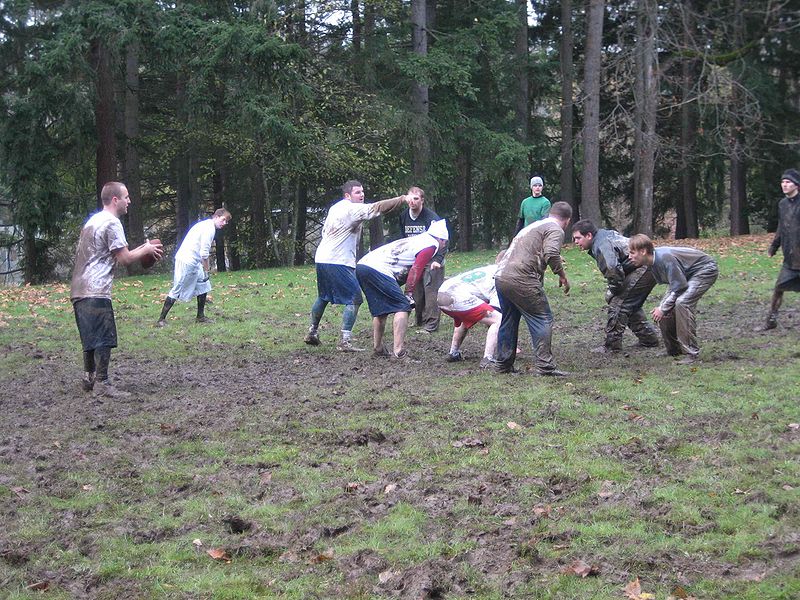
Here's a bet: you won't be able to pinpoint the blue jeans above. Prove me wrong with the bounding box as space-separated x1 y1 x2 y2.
495 280 557 374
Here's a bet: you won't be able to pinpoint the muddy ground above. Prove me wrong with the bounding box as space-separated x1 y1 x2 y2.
1 292 798 598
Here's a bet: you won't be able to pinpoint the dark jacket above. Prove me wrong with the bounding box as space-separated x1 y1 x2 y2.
399 207 447 264
769 195 800 270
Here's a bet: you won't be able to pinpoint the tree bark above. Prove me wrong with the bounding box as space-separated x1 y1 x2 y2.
212 157 227 272
293 182 308 265
411 0 430 186
251 163 270 268
91 37 117 210
123 37 145 275
632 0 657 236
513 0 529 203
729 0 749 235
559 0 575 219
455 137 472 251
580 0 604 225
678 3 699 239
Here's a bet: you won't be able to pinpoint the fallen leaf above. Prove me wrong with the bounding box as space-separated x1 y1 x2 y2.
598 480 615 499
623 577 642 599
788 423 799 431
192 539 203 547
206 548 231 562
26 581 49 591
562 559 598 577
378 569 398 583
782 484 794 491
259 471 273 485
507 421 522 430
345 482 359 492
311 548 334 563
383 483 397 494
160 423 177 433
670 585 693 599
82 484 94 491
532 504 551 518
11 486 30 498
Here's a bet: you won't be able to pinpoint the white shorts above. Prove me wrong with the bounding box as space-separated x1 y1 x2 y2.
168 259 212 302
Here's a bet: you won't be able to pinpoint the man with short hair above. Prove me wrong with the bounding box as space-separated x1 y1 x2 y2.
760 168 800 331
157 208 232 327
437 262 501 368
515 176 551 234
71 182 163 397
572 219 660 352
628 234 718 363
494 202 573 376
356 220 449 358
398 186 446 333
306 181 407 351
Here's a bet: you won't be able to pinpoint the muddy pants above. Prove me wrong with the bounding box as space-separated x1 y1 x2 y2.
413 263 444 332
494 280 557 374
605 267 660 350
659 263 719 358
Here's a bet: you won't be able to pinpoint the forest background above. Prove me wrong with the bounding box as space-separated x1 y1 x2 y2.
1 0 799 283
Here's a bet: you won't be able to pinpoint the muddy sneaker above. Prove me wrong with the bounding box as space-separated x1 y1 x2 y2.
81 372 95 392
93 380 132 399
677 355 699 365
392 349 408 359
446 351 464 363
337 340 365 352
304 330 321 346
757 313 778 331
196 316 213 324
156 319 167 328
373 344 390 357
478 357 494 369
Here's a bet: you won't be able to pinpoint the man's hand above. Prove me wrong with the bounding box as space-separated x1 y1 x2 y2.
651 307 664 322
146 239 164 260
430 261 442 270
405 292 416 309
767 247 775 257
559 273 570 295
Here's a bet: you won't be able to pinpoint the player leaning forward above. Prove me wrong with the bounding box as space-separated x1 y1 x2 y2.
71 182 163 397
627 234 718 363
356 220 449 358
157 208 232 327
305 180 408 351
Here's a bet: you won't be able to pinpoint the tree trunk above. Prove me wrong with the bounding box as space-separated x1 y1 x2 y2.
678 4 699 239
363 1 377 89
251 163 270 268
212 157 227 272
410 0 430 186
559 0 575 219
293 182 308 265
455 137 472 251
580 0 604 225
123 37 144 274
633 0 657 236
729 0 749 235
91 37 117 210
513 0 529 203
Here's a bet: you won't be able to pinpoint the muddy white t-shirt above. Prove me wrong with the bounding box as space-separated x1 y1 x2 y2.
358 233 438 281
315 197 403 268
175 218 216 264
440 265 499 311
70 210 128 300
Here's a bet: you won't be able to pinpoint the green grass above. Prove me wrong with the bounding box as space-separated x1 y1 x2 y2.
1 238 798 598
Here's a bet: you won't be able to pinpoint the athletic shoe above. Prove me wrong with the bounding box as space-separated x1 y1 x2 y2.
196 316 213 324
535 369 570 377
304 330 321 346
93 380 132 399
478 357 493 369
156 319 167 328
758 313 778 331
392 349 408 359
445 351 464 362
373 345 390 357
337 340 365 352
81 372 95 392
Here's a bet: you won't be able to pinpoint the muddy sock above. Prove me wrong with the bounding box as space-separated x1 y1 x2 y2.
341 330 352 342
197 294 207 318
342 304 359 332
310 298 327 331
159 297 176 321
450 344 459 354
96 347 111 382
83 350 95 373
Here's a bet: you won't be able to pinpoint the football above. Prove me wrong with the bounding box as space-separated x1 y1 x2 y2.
141 239 163 269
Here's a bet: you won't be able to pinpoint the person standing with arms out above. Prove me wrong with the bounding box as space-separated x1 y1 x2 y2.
398 186 447 333
356 220 449 358
571 220 660 353
305 180 407 351
493 202 573 376
71 181 163 397
760 168 800 331
514 176 551 234
627 234 718 364
156 208 232 327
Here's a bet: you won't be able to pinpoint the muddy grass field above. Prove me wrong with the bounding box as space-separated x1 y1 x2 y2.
1 236 798 599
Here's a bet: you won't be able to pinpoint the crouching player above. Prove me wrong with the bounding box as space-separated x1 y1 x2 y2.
438 261 502 368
